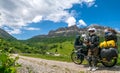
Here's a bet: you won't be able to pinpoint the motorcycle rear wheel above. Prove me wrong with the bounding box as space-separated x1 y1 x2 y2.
101 58 117 67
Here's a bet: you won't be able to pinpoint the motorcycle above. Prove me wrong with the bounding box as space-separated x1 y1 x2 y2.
71 44 118 67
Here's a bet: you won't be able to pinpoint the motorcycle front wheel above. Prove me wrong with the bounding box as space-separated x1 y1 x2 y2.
71 52 84 65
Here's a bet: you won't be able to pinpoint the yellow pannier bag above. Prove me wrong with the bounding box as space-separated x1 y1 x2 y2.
100 41 107 48
99 40 116 48
107 40 116 47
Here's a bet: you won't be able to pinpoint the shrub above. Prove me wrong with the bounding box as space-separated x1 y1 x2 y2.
0 49 19 73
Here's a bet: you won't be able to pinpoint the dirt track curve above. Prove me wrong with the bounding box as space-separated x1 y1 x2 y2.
15 55 120 73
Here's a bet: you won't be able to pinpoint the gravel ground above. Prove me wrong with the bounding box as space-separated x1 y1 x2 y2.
16 55 120 73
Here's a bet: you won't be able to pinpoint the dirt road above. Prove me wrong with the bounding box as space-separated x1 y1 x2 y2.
16 55 120 73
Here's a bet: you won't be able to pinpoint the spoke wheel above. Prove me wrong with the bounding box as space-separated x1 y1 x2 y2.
71 52 84 64
101 58 117 67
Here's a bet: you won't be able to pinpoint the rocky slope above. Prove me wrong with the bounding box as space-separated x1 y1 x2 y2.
30 24 117 40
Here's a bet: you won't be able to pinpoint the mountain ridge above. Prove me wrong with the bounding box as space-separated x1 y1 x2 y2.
30 24 118 40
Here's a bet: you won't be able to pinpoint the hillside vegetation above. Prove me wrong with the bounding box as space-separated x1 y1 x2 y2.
20 36 120 65
0 25 120 65
0 38 19 73
0 34 120 66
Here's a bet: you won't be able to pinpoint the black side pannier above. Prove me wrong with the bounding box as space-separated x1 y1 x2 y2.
100 48 118 61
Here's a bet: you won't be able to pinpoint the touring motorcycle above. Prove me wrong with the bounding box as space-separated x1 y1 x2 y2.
71 40 118 67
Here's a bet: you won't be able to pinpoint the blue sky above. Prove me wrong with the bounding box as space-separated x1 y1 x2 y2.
0 0 120 40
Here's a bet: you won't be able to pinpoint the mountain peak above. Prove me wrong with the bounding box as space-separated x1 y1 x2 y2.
48 25 80 37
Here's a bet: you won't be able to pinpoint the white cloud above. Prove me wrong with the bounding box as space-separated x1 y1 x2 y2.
0 0 96 34
32 15 42 23
5 28 22 34
82 0 95 7
24 27 40 31
77 19 87 27
9 29 22 34
66 17 76 27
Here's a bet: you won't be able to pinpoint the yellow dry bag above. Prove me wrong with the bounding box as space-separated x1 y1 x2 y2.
99 40 116 48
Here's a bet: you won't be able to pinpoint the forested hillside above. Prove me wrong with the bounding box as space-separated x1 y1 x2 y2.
0 26 120 66
0 24 120 55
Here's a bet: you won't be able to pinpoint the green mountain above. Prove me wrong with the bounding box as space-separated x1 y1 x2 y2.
0 28 16 40
24 25 119 55
0 25 119 55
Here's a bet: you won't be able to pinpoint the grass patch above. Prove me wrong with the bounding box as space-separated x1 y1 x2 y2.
79 71 85 73
47 41 74 56
117 54 120 65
